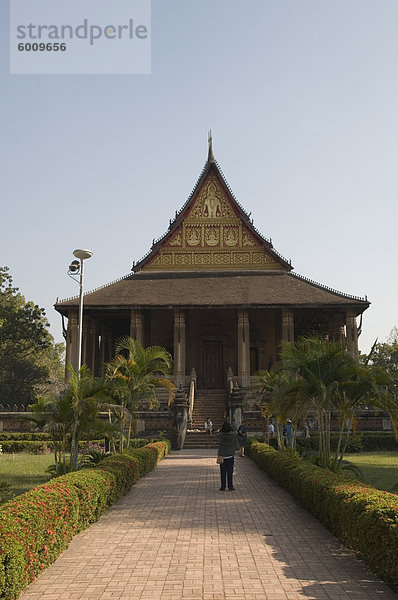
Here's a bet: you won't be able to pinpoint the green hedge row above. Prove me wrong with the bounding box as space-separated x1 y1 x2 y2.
0 440 171 600
247 440 398 586
0 434 51 441
266 432 398 452
0 440 108 454
0 441 53 454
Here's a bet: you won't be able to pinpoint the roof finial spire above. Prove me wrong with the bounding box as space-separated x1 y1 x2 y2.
208 130 215 162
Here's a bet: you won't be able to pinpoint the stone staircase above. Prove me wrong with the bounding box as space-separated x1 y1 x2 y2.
183 431 219 449
184 389 228 449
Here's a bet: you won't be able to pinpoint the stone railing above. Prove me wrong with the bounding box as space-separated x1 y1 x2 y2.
187 368 196 429
173 384 189 450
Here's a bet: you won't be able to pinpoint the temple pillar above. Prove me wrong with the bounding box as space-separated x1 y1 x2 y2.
67 310 79 378
130 309 145 346
174 309 186 387
281 308 294 345
107 332 114 362
65 324 71 376
328 315 345 343
89 319 99 376
82 321 91 369
238 309 250 388
100 326 108 376
346 309 359 358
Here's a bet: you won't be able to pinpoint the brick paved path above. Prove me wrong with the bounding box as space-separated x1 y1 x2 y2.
20 450 396 600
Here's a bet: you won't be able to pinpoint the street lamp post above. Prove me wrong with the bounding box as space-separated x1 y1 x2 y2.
68 249 93 372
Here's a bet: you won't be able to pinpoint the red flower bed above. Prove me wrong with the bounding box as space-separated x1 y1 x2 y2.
0 440 170 600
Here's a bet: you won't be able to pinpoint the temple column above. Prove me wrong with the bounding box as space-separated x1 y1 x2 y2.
99 326 108 376
82 321 91 369
328 315 345 343
174 309 186 387
65 323 71 374
67 310 79 378
89 319 99 376
130 309 145 346
346 309 359 358
107 332 114 362
281 308 294 345
238 309 250 388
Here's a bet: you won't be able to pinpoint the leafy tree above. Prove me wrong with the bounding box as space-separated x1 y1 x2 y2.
370 328 398 380
368 327 398 437
35 342 66 398
0 267 64 407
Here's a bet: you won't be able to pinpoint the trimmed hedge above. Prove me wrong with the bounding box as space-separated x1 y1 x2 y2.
266 432 398 453
0 434 51 441
0 438 106 453
0 441 53 454
0 440 170 600
247 439 398 586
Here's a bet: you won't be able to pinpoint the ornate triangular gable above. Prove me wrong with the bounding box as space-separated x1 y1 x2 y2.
136 158 291 272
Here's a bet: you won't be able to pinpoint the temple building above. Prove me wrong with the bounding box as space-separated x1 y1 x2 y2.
55 137 370 435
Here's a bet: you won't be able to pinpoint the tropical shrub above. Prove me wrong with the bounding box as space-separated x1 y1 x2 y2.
0 480 80 600
127 446 159 475
128 438 150 448
247 439 398 586
146 440 171 460
96 455 141 505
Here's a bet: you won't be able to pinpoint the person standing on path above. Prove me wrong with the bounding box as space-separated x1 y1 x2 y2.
285 419 294 448
217 421 238 491
237 421 247 457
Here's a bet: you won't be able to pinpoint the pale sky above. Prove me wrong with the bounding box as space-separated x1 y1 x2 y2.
1 0 398 354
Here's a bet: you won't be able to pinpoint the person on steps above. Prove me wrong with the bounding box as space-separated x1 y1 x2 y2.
204 417 213 435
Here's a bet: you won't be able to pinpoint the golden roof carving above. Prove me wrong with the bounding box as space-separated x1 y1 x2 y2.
188 174 236 219
138 160 291 272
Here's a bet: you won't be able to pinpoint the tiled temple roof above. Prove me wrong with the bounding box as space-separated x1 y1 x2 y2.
55 270 369 315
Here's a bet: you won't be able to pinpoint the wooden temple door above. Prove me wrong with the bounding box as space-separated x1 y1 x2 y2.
203 341 223 388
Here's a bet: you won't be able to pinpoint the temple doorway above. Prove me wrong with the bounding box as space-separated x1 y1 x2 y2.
202 340 224 388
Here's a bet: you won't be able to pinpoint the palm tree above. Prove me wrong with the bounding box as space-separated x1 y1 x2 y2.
280 337 355 468
105 337 175 451
250 369 298 449
28 393 72 474
331 362 391 469
66 365 112 470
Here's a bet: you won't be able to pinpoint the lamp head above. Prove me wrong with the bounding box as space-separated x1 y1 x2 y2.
73 248 93 261
68 259 80 274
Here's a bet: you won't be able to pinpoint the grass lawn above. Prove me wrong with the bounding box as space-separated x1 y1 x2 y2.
0 453 54 498
346 452 398 493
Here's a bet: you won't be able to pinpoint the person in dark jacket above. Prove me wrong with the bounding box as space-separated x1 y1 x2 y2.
217 421 238 491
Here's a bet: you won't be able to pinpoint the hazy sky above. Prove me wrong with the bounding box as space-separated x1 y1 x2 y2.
1 0 398 353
